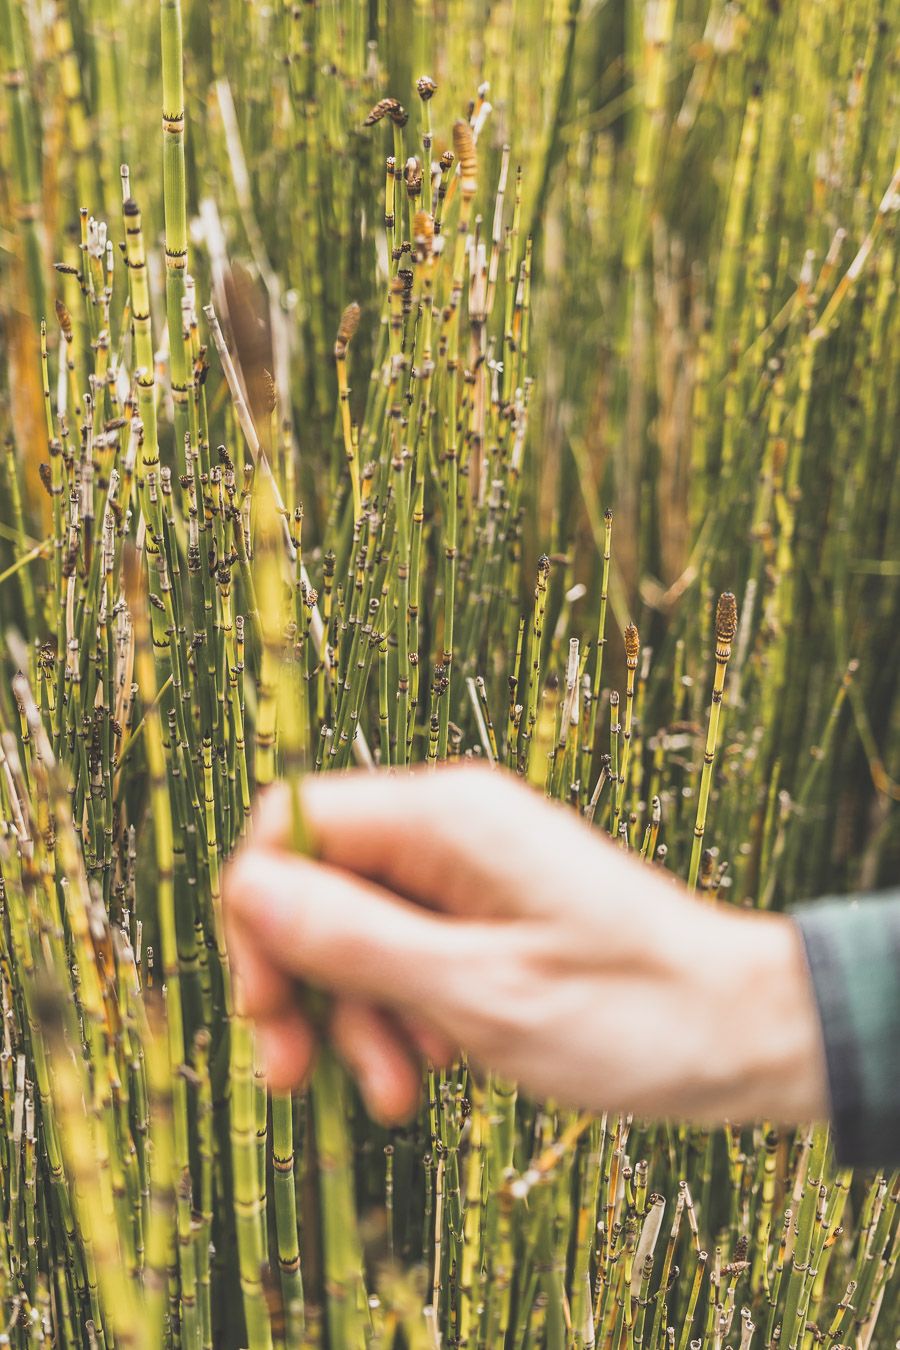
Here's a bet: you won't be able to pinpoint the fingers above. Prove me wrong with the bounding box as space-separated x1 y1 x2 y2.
399 1017 457 1067
252 764 535 916
228 926 298 1023
225 818 464 1115
223 844 472 1013
257 1006 318 1093
251 764 484 868
329 1000 422 1124
254 998 449 1120
254 997 438 1119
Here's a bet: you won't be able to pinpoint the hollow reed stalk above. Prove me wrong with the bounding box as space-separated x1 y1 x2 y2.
161 0 190 475
0 17 897 1349
230 1014 274 1350
126 550 198 1347
612 623 639 837
688 594 737 890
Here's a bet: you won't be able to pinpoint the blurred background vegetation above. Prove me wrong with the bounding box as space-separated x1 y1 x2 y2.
3 0 897 903
0 3 898 1345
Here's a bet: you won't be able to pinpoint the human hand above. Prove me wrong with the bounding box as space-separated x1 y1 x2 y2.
223 765 828 1126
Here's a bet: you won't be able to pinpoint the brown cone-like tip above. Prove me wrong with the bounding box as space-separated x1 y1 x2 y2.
416 75 437 101
405 157 423 196
335 301 361 357
364 97 406 127
453 120 478 195
715 591 738 644
55 298 73 340
263 368 277 414
624 623 640 666
414 210 434 255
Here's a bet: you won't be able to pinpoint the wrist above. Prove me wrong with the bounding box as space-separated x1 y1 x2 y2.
715 910 830 1124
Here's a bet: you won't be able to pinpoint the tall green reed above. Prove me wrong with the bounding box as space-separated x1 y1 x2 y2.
0 0 897 1347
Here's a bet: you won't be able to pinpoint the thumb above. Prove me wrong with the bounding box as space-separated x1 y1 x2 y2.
251 764 532 916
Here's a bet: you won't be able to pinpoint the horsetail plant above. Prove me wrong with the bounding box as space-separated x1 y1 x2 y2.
0 0 898 1347
688 593 738 892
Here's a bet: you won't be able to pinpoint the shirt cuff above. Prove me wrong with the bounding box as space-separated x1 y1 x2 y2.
791 892 900 1169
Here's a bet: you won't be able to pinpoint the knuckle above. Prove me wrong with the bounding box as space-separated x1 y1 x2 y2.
222 848 261 914
319 925 375 982
448 928 540 1037
250 781 290 841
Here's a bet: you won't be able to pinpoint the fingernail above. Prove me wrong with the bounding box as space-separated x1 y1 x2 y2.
255 1027 274 1078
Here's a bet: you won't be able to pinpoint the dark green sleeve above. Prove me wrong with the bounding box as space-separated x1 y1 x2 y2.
791 891 900 1169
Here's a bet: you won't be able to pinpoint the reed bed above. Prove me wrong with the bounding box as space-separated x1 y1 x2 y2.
0 0 897 1346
